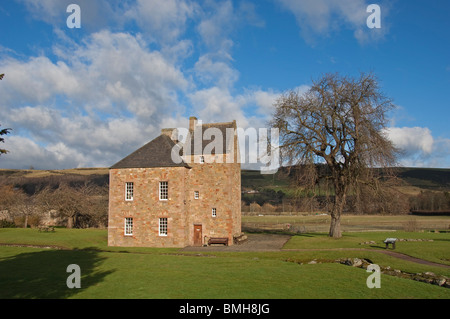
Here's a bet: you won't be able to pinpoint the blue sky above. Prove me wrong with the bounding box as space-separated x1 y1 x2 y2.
0 0 449 169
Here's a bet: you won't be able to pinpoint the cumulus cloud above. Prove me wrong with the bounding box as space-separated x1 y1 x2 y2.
385 127 433 154
125 0 198 44
384 126 450 168
17 0 126 31
276 0 388 44
0 29 191 169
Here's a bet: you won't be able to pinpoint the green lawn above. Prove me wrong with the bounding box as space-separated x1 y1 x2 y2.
0 228 449 299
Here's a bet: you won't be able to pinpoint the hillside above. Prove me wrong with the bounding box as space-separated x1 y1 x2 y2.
0 166 449 216
242 167 450 193
0 166 449 192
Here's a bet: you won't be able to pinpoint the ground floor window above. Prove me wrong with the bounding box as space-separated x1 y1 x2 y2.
124 217 133 236
159 218 168 236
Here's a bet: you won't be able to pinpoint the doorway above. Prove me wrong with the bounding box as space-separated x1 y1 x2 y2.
193 224 202 246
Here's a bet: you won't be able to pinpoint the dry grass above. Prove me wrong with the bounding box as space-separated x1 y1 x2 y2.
0 168 109 178
242 214 450 233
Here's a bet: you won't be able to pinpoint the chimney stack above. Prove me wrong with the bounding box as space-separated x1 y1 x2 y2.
189 116 198 131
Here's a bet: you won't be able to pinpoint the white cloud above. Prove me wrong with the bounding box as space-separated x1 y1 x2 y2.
276 0 387 44
194 54 239 89
0 30 191 169
0 136 71 169
125 0 198 44
384 126 450 168
385 127 434 155
17 0 126 31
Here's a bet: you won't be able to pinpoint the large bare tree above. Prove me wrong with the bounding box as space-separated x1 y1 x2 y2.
270 72 398 238
1 73 11 156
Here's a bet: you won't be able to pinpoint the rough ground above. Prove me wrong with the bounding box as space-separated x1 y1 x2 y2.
182 233 450 268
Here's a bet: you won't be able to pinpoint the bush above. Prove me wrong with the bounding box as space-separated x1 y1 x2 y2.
0 219 16 228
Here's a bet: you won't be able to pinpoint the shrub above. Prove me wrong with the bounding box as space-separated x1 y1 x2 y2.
0 219 16 228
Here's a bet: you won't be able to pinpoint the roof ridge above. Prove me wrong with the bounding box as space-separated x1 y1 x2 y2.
200 121 234 127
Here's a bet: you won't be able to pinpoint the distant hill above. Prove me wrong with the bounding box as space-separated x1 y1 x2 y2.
241 167 450 195
0 168 109 194
0 166 449 194
396 167 450 190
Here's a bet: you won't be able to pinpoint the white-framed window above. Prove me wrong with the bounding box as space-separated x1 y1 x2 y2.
200 155 205 163
124 217 133 236
159 181 168 200
212 208 217 217
159 218 168 236
125 182 133 201
194 191 199 199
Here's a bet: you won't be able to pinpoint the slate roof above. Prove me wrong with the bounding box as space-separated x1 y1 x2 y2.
110 134 188 169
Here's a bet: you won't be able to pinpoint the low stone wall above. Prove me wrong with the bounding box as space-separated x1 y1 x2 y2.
336 257 450 288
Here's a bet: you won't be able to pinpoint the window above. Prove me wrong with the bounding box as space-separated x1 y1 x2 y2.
125 182 133 201
212 208 217 217
159 181 168 200
124 217 133 236
200 155 205 163
194 191 199 199
159 218 168 236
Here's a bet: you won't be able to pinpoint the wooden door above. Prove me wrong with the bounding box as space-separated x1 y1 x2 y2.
193 224 202 246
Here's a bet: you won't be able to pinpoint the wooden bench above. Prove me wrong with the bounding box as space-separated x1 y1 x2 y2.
384 238 397 249
208 237 229 246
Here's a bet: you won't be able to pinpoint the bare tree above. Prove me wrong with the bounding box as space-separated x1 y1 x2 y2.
48 182 108 228
0 185 40 228
0 73 11 156
270 72 398 238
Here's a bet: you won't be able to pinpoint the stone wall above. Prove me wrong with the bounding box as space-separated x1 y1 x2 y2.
108 161 241 247
108 167 189 247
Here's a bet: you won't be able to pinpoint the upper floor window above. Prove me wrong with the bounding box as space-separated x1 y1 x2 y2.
159 181 168 200
212 208 217 217
125 182 133 201
194 191 199 199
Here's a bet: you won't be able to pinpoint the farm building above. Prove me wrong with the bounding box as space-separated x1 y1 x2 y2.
107 117 241 247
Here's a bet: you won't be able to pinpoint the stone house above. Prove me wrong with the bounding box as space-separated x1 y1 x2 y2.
107 117 241 247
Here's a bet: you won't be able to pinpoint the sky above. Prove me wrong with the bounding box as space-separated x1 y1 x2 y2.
0 0 449 170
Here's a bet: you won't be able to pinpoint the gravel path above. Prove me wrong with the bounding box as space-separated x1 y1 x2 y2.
181 233 291 252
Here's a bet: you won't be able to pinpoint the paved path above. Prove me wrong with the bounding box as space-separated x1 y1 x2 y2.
182 233 291 252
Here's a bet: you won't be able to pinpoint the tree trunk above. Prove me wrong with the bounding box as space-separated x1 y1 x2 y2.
24 214 28 229
67 215 75 229
329 183 347 238
329 211 341 238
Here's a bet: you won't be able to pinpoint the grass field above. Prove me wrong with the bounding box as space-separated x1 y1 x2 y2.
0 227 449 299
